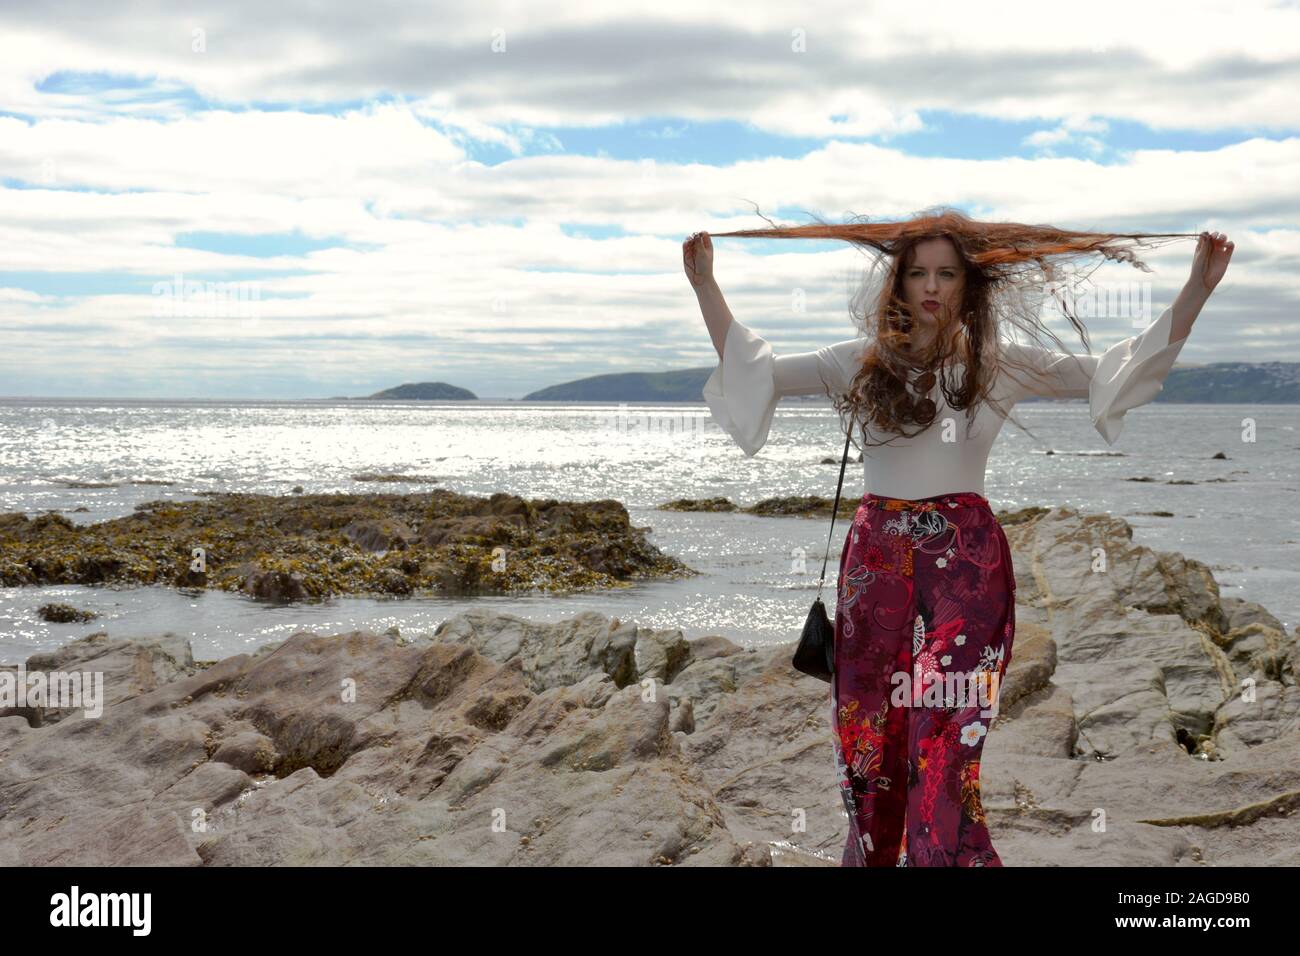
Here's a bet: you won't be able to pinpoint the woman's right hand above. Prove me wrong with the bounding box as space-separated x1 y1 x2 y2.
682 231 714 288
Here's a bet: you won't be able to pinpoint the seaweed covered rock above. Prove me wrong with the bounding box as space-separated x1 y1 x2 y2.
0 490 696 601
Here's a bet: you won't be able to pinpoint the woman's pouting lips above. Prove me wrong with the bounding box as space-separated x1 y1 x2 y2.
922 300 940 313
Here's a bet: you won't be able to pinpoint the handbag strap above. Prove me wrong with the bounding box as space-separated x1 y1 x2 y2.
816 429 853 601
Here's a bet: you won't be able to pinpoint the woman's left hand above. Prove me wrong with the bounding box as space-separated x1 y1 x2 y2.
1192 230 1234 293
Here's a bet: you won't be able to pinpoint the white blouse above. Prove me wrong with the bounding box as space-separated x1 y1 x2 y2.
702 305 1187 499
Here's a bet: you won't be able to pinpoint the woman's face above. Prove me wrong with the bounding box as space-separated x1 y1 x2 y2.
901 237 965 349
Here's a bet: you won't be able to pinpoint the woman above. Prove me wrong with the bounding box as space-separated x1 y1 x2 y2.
682 209 1234 866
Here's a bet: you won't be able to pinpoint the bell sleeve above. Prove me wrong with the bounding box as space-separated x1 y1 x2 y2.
1000 304 1187 444
702 317 866 456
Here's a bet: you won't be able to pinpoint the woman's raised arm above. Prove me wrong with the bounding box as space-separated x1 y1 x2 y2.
999 306 1185 445
685 232 731 358
686 231 866 455
701 314 865 457
998 230 1232 444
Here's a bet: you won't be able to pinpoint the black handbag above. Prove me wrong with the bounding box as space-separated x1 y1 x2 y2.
791 429 853 682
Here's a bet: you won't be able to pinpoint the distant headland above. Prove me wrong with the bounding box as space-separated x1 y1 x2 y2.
345 361 1300 403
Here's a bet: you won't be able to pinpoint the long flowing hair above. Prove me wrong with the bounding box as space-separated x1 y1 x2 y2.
711 205 1198 448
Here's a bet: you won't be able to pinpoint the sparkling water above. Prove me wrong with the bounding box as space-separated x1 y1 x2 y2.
1 397 1295 663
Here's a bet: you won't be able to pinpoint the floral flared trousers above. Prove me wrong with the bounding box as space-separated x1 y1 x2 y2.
830 491 1016 867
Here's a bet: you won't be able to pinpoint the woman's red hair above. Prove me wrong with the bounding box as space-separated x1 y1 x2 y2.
712 205 1198 446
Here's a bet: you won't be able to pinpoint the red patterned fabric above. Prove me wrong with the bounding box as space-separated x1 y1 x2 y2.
831 490 1015 866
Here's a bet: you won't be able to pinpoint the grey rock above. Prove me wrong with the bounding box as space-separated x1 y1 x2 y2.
429 608 639 693
1 630 196 727
3 505 1296 866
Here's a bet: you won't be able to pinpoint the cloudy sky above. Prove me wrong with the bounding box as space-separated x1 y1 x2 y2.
1 0 1298 399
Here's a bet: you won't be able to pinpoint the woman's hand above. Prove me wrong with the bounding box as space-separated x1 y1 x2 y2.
1191 230 1234 294
683 231 714 288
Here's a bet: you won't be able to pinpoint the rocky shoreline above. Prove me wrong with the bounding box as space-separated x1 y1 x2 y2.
1 504 1297 865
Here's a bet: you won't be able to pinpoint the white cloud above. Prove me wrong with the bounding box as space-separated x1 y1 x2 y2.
0 2 1297 397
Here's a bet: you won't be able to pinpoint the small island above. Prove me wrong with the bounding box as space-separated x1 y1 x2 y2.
366 382 477 400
